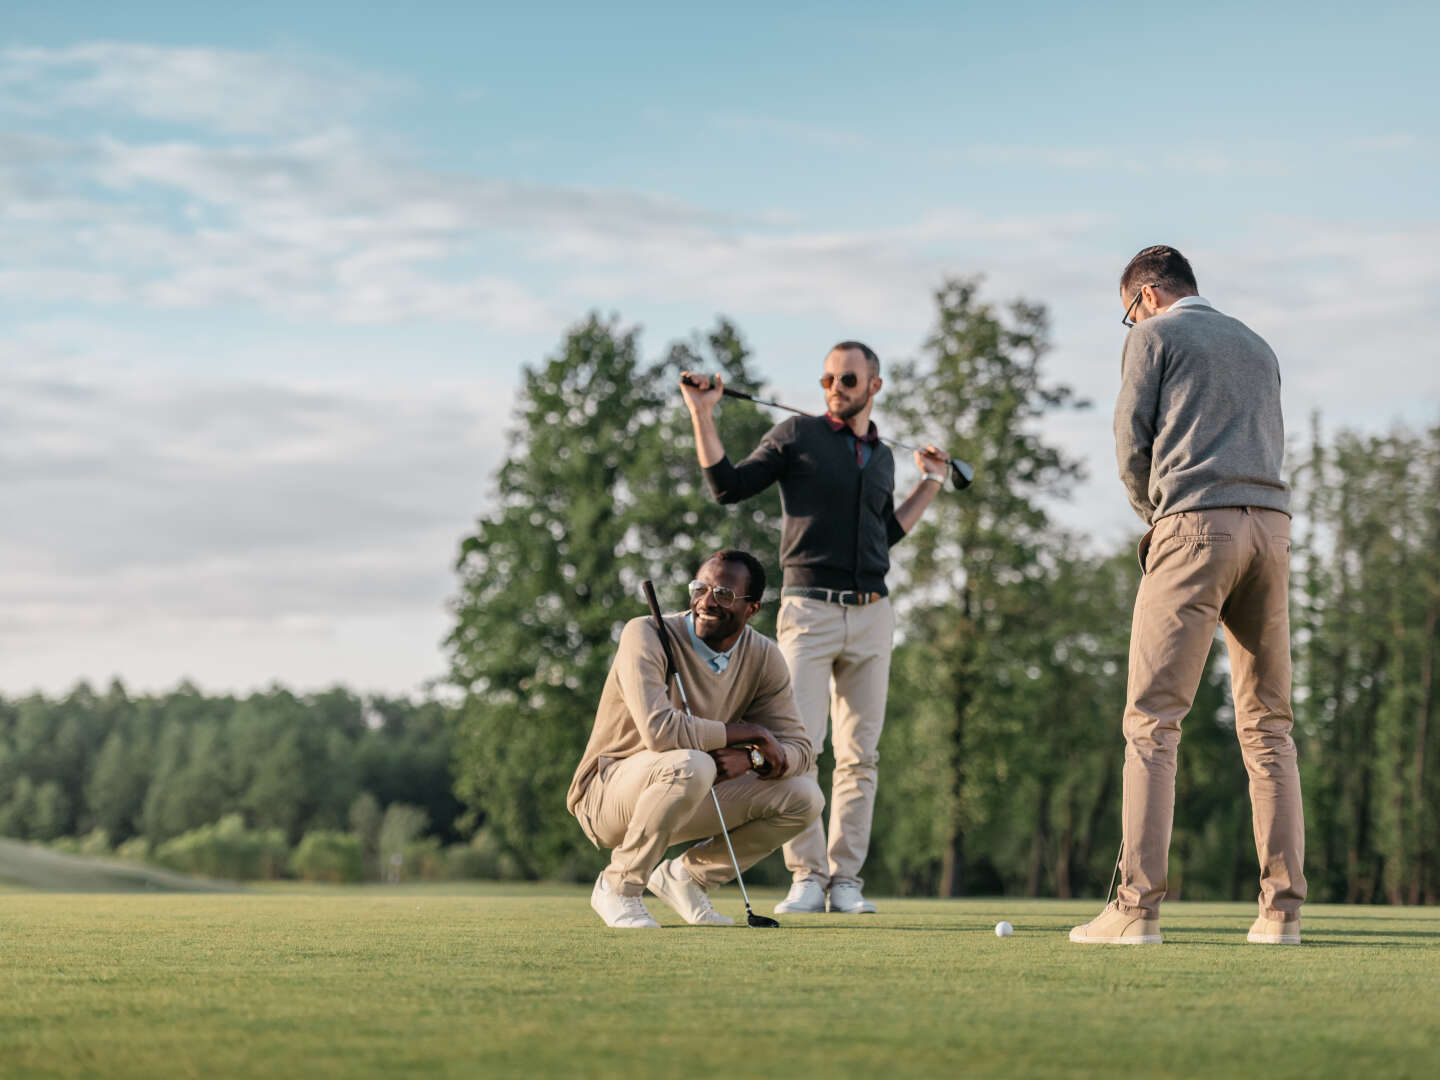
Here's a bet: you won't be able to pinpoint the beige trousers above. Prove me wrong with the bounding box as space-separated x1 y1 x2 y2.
776 594 894 889
578 749 823 896
1118 507 1307 919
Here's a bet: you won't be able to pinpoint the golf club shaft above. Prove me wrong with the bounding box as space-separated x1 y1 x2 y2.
670 665 758 915
709 787 757 912
680 375 975 488
641 581 761 915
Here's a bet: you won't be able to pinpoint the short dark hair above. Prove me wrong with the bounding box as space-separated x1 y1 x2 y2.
702 549 767 603
829 340 880 377
1120 245 1198 297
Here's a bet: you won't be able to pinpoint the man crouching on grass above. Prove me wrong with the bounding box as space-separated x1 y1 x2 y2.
567 549 822 928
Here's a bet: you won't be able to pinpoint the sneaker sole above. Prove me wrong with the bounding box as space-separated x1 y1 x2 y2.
1068 930 1163 944
773 904 827 914
1246 933 1300 944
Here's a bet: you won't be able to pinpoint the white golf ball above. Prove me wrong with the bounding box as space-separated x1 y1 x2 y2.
995 920 1013 937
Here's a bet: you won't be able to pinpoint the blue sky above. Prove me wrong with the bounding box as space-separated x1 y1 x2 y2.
2 2 1437 695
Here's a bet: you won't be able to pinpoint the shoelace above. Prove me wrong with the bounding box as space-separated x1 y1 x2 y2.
618 896 650 918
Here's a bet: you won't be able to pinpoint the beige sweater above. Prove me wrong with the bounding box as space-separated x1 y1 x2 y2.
566 613 813 817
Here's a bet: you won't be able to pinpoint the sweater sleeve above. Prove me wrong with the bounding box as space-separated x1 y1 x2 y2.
1114 329 1163 524
702 421 790 504
741 647 813 777
614 620 728 752
884 495 906 546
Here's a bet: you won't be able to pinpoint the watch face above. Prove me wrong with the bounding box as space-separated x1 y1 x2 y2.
749 746 764 769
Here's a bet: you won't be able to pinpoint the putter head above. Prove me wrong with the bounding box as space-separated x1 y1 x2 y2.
746 912 781 928
948 459 975 490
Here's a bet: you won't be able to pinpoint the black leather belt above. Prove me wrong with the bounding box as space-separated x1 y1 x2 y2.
781 586 885 606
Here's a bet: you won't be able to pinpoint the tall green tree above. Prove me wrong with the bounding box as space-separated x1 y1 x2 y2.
1294 420 1440 904
882 277 1090 896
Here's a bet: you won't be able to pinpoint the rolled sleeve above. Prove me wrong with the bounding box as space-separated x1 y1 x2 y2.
884 498 906 546
702 422 790 504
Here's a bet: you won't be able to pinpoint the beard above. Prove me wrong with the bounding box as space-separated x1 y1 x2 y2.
692 605 739 646
829 390 871 421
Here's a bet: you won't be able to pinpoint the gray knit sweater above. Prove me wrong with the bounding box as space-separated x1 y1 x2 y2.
1113 301 1290 525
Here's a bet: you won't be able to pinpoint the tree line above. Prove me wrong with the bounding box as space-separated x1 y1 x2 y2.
0 683 475 881
5 279 1436 901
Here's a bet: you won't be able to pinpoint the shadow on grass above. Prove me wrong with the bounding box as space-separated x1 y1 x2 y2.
1154 925 1440 949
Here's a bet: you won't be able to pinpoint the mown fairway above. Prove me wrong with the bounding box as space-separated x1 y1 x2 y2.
2 885 1437 1079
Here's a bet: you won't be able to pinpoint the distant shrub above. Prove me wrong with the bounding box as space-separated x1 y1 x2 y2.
403 837 446 881
291 831 365 884
49 829 112 856
153 815 290 881
445 842 493 880
114 836 152 863
443 829 512 880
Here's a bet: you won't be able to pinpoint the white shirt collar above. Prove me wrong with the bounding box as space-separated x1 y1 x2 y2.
1165 295 1212 313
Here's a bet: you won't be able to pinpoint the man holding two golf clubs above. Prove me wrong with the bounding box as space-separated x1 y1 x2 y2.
680 342 953 915
567 549 822 928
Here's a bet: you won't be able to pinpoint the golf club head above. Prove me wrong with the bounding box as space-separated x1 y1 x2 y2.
948 459 975 490
746 912 781 928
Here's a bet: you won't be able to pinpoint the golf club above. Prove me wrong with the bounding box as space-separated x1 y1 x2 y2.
679 374 975 489
641 579 780 929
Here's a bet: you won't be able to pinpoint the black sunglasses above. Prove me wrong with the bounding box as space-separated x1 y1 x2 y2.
819 372 862 389
1122 283 1158 328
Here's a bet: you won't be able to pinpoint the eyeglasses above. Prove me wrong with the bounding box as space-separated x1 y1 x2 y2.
819 372 861 389
1122 283 1157 328
689 580 754 605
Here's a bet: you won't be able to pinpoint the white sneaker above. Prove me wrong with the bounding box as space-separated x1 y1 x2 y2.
646 858 733 925
828 882 877 914
590 873 660 928
774 878 827 914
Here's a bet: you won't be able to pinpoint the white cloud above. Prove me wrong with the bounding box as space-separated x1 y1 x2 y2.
0 359 509 694
0 42 393 134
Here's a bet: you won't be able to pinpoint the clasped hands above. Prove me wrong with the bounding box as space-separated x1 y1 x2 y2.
711 723 785 782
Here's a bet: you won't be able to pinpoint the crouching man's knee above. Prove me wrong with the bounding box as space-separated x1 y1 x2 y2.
654 748 718 791
775 775 824 825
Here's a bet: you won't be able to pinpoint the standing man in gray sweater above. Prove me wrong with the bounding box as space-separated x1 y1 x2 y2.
1070 245 1307 946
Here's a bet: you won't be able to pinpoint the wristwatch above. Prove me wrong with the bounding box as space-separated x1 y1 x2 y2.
921 472 945 485
747 745 766 772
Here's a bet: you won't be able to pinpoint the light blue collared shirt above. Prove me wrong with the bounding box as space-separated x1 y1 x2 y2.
685 612 738 673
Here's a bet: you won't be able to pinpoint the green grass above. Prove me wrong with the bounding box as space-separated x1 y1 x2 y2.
2 885 1437 1079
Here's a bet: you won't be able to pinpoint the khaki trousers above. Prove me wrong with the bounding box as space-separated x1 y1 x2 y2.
776 594 893 889
579 749 823 896
1119 507 1307 919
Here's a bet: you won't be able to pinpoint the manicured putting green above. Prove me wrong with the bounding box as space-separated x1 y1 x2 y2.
2 886 1437 1078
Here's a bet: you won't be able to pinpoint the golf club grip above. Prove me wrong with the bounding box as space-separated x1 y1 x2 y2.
678 373 754 402
640 580 678 680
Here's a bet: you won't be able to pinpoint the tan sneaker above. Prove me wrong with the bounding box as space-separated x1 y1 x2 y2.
1069 903 1162 944
1247 914 1300 944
